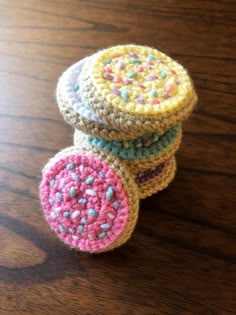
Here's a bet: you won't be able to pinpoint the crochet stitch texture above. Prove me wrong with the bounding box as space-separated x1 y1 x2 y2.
40 44 197 253
40 147 139 253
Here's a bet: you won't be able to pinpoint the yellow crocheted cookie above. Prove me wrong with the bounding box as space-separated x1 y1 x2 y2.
79 44 197 132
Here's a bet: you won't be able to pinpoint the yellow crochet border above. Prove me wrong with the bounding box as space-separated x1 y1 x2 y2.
91 44 194 115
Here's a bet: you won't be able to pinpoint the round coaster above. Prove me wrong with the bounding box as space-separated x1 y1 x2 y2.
74 125 182 174
40 147 139 253
79 44 197 133
56 56 150 141
136 156 176 199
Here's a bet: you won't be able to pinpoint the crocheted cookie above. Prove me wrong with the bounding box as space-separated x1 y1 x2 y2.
79 44 197 133
40 147 139 253
56 56 150 141
136 156 176 199
74 125 182 173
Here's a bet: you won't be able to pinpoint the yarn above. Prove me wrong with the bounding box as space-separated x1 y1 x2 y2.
57 57 163 140
79 44 197 133
40 147 139 253
39 44 197 253
56 45 197 139
86 125 179 160
136 156 176 199
73 126 182 174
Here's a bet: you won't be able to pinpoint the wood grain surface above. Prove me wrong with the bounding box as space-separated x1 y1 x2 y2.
0 0 235 314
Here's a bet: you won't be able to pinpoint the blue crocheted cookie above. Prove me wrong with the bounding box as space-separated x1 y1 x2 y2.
87 125 180 160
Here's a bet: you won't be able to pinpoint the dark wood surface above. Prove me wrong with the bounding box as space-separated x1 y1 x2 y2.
0 1 235 314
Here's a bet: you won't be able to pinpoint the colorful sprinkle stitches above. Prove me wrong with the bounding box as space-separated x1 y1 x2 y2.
40 153 130 253
121 89 128 101
74 82 80 92
88 125 180 160
101 48 181 107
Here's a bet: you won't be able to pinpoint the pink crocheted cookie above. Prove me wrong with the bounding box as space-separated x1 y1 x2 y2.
40 150 139 253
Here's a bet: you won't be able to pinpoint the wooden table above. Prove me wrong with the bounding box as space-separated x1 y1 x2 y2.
0 1 235 314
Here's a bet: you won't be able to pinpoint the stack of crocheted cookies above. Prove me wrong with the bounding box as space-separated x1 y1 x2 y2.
39 44 197 253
